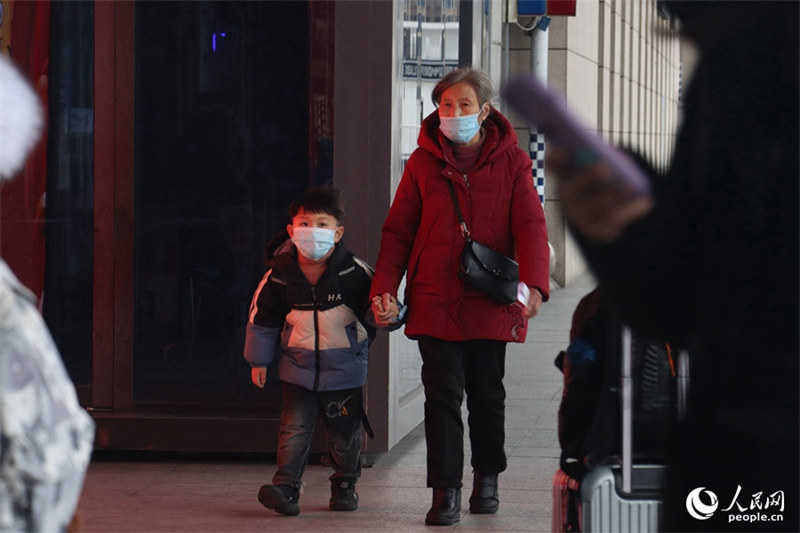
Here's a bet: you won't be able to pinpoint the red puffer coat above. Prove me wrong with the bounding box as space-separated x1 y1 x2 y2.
371 108 550 342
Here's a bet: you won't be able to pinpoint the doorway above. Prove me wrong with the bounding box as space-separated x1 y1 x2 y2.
132 1 312 409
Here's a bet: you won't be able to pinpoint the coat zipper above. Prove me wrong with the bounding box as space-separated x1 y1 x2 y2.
459 173 470 229
443 153 469 189
311 285 321 391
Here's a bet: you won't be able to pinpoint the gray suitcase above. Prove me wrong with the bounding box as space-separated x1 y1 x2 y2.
579 327 689 533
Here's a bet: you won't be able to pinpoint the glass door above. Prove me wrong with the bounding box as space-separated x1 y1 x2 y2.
44 0 95 400
132 0 311 410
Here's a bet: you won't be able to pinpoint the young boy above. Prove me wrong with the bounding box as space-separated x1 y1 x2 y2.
244 186 396 516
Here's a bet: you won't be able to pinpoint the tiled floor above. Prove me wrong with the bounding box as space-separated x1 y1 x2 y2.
76 273 595 532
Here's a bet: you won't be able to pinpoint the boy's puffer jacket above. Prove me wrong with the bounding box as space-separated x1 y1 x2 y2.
243 242 376 391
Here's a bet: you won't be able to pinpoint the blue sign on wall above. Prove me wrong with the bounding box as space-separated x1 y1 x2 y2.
518 0 547 16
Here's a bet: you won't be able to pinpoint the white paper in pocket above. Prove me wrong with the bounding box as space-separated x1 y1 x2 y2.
516 282 530 307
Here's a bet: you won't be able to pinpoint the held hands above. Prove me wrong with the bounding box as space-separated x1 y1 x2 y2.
371 293 400 327
251 367 267 389
372 289 541 322
547 148 654 243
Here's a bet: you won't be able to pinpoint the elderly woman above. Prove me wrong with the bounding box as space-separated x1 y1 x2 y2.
370 68 550 525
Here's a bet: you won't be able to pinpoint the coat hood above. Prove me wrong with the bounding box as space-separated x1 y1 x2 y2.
417 107 521 168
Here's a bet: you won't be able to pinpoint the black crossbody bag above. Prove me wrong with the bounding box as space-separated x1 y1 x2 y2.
446 180 519 305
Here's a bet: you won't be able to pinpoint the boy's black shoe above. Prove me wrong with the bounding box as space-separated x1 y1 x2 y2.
329 478 359 511
469 472 499 514
258 484 300 516
425 488 461 526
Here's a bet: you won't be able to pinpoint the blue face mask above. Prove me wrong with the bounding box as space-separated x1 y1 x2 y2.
439 107 485 144
291 226 336 261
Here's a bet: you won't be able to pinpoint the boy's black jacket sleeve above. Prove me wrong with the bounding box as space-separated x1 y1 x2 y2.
349 256 378 344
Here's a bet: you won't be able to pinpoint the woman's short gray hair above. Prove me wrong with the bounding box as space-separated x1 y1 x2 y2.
431 68 495 107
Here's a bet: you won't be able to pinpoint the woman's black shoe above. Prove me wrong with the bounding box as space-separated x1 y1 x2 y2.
469 472 499 514
425 488 461 525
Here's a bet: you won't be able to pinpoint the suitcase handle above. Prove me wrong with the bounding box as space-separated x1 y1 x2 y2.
621 327 634 493
677 348 690 420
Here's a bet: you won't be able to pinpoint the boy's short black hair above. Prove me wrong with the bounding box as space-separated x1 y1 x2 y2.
288 186 345 222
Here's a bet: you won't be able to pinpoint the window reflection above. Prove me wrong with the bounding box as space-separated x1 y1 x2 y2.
400 0 459 165
44 0 95 388
133 1 311 407
396 0 459 400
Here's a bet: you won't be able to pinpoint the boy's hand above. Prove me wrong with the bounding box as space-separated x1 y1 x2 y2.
251 367 267 388
372 293 399 327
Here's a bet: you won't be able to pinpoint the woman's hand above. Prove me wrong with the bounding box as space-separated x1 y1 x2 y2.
371 293 400 327
523 287 543 318
548 148 654 243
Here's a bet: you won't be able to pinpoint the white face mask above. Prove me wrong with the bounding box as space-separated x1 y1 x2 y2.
438 104 487 144
291 226 336 261
439 112 481 144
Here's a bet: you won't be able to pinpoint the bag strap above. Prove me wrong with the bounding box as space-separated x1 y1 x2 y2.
446 179 471 242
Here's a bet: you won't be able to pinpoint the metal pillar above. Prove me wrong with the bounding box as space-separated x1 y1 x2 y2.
458 0 473 66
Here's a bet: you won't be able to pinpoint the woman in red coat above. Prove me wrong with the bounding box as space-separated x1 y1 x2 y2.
370 68 550 526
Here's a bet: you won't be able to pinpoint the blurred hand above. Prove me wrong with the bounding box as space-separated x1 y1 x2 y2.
371 293 399 327
523 287 543 318
251 367 267 388
548 148 654 242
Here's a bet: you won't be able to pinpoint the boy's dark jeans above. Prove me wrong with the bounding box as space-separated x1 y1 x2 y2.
418 336 508 489
273 382 364 489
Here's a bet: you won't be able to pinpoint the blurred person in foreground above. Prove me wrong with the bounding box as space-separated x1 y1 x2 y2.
0 55 95 532
370 68 550 526
547 2 798 531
